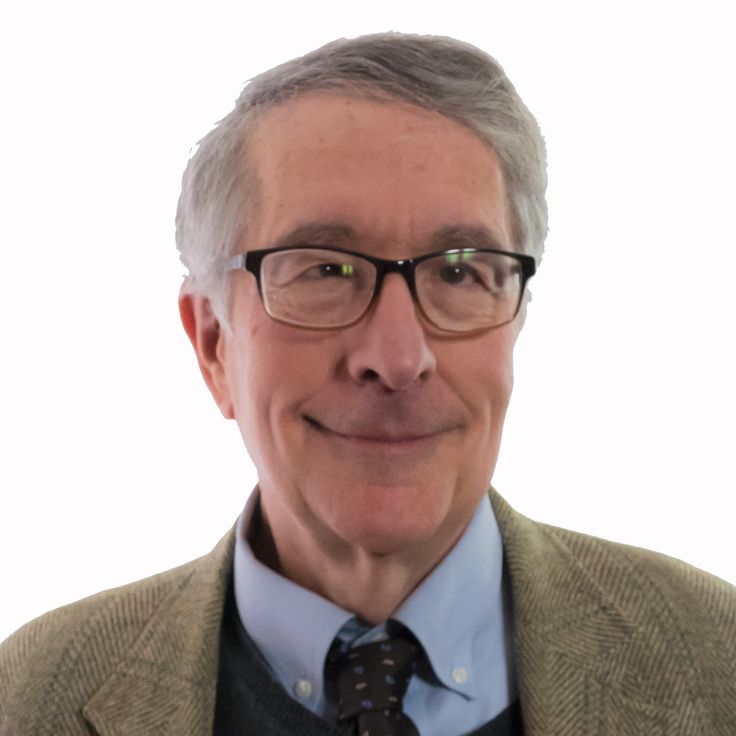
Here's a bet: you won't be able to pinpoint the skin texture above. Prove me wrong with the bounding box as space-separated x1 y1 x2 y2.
180 93 524 623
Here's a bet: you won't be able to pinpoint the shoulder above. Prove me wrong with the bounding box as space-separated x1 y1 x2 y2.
491 490 736 630
538 518 736 721
0 556 203 732
548 522 736 630
491 489 736 725
552 524 736 725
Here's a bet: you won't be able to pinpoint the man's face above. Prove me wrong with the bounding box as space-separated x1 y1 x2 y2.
205 93 522 563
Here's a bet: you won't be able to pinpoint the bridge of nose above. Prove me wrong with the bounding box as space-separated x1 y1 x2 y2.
346 273 436 390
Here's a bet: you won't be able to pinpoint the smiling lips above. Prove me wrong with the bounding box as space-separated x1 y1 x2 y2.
304 416 454 444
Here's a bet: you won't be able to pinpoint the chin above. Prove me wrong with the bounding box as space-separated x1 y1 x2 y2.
319 481 453 556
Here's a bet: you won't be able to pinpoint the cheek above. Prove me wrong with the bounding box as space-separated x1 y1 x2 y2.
486 359 515 440
443 334 516 420
491 357 515 412
453 355 514 494
227 325 339 467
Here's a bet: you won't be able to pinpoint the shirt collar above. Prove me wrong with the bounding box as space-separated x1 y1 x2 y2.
393 495 507 700
233 492 354 710
233 492 509 706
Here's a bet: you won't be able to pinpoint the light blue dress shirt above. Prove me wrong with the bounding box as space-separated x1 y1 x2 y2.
233 492 516 736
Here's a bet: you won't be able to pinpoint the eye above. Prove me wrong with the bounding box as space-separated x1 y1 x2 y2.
316 262 356 278
438 263 478 285
434 260 491 290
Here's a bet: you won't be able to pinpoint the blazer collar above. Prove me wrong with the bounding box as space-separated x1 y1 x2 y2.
83 492 690 735
83 528 235 736
489 490 688 735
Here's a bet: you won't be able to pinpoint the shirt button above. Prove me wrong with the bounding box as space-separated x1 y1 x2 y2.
451 666 469 684
294 678 313 699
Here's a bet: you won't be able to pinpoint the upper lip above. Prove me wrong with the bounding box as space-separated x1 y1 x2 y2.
337 430 437 442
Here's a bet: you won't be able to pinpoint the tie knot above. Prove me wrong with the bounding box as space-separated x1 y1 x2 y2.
334 636 419 721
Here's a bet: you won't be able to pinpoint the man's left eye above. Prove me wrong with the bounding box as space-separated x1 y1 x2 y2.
318 263 355 278
438 263 486 287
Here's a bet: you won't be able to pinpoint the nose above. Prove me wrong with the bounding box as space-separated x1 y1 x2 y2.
345 273 437 391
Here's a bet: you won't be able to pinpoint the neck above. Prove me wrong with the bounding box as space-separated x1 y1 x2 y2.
249 498 463 624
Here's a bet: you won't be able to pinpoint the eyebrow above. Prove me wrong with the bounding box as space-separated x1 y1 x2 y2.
430 225 508 252
272 221 356 249
270 220 509 253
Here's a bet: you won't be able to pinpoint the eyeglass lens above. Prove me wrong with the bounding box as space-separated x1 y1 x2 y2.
259 248 523 331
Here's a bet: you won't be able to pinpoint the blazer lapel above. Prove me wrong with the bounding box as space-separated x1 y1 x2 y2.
490 490 702 736
82 528 235 736
81 492 704 735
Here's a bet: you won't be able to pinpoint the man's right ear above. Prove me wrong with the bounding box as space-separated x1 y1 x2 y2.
178 288 235 419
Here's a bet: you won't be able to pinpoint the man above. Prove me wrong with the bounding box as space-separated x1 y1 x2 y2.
1 33 734 736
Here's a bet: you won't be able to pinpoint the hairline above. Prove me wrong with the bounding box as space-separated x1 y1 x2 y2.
176 35 548 331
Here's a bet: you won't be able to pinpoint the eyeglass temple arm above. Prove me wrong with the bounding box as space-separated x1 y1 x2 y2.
226 254 247 271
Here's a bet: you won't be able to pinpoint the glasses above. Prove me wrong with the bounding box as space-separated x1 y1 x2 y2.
227 245 536 333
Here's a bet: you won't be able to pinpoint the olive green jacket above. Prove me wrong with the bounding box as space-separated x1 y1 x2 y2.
2 491 735 735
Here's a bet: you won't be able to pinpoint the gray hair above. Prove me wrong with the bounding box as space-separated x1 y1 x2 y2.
176 32 548 326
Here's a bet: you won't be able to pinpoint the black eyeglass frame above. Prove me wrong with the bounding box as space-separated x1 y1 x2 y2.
226 244 537 333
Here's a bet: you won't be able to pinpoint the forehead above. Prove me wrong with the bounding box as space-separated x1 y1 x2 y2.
246 92 512 254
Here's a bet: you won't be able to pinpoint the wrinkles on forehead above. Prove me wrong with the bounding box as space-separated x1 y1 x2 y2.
243 93 515 259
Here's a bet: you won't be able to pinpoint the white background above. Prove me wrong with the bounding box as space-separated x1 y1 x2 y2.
1 1 734 642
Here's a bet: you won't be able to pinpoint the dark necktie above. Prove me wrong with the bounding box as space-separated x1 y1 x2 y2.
334 636 421 736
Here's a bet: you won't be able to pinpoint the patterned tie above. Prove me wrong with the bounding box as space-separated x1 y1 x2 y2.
334 636 421 736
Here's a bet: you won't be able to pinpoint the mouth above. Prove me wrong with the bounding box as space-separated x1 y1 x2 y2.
304 416 449 446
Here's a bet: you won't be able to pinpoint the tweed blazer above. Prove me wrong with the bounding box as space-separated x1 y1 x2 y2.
1 491 735 735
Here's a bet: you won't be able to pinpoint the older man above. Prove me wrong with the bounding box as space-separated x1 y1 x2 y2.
1 33 734 736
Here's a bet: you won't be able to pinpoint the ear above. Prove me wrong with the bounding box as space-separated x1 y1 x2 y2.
179 287 235 419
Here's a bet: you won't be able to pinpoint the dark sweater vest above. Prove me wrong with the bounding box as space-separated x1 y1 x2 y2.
214 581 524 736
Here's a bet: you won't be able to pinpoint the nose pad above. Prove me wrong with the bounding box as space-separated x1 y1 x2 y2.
346 274 437 390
